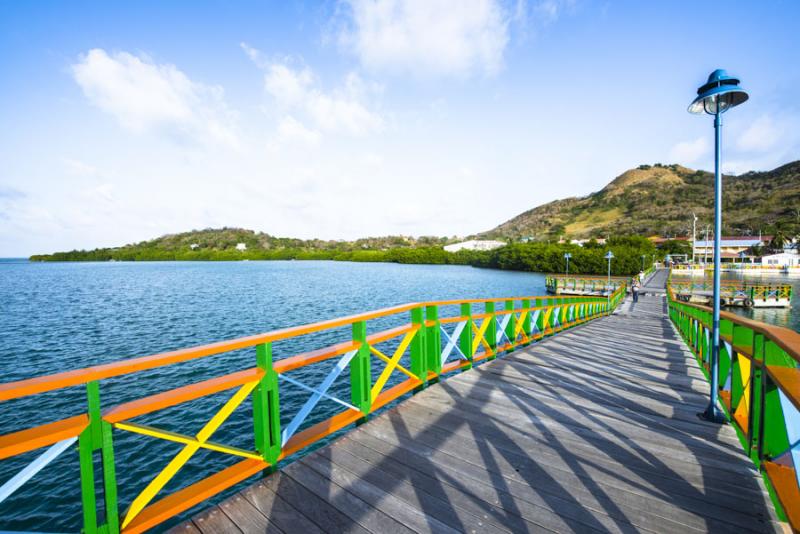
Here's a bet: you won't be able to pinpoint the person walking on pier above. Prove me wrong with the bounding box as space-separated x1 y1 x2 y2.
632 277 641 303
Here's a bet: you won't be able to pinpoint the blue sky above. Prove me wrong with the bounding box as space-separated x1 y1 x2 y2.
1 1 798 256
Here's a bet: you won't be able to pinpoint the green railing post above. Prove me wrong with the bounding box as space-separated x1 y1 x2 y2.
77 380 119 534
78 428 98 534
351 320 372 416
100 420 119 533
505 300 516 351
410 307 426 390
522 298 532 344
425 305 441 380
485 302 497 359
459 303 473 369
762 339 791 460
536 299 546 334
253 342 281 466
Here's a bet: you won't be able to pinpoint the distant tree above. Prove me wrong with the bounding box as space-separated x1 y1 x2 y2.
769 231 787 252
747 243 765 258
659 239 691 257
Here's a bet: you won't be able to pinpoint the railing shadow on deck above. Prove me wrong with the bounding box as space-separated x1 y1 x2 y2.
251 296 778 533
284 298 772 531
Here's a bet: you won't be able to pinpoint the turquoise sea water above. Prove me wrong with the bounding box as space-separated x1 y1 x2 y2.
0 260 549 531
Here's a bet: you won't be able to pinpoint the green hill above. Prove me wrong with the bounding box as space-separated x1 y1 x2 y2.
30 160 799 266
29 228 459 262
482 161 800 240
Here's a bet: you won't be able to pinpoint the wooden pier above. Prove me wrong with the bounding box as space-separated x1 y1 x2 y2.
3 271 797 533
174 294 782 533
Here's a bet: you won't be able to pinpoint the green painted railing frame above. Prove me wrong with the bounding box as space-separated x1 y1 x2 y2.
667 286 800 528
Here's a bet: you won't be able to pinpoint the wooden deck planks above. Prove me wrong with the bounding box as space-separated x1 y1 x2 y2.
177 293 782 533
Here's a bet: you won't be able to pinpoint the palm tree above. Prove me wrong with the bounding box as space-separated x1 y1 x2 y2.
769 228 788 252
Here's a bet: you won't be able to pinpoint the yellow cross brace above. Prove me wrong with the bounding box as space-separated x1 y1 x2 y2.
114 421 263 461
514 310 529 342
542 307 553 329
734 353 752 423
121 380 259 529
369 328 418 403
471 319 492 355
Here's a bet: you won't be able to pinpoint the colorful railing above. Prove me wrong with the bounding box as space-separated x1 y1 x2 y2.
0 286 626 533
545 275 628 295
670 264 704 271
667 284 800 529
669 280 793 305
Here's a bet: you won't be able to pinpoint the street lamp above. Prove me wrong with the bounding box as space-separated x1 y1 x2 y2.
689 69 748 424
564 252 572 276
738 251 746 266
605 251 614 311
641 254 646 272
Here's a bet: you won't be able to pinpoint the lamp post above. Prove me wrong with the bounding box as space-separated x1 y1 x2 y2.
738 251 746 266
692 212 698 264
689 69 748 424
564 252 572 276
641 254 646 272
605 251 614 312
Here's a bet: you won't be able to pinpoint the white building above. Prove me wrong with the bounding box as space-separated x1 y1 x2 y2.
444 240 506 252
761 252 800 267
693 237 770 260
569 238 606 246
189 243 199 250
235 243 247 251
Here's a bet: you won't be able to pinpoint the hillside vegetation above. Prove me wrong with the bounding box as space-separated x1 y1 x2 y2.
483 161 800 240
31 160 799 275
30 227 656 275
30 228 456 262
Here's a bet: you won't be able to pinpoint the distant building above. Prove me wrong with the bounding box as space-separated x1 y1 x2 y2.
693 236 771 260
189 243 199 250
235 243 247 251
761 252 800 267
444 240 506 252
571 238 605 246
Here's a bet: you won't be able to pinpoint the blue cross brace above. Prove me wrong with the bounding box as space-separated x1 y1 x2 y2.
440 322 468 366
280 350 359 446
777 389 800 489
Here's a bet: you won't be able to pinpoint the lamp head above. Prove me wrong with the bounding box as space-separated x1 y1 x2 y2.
564 252 571 259
605 251 614 260
688 69 748 115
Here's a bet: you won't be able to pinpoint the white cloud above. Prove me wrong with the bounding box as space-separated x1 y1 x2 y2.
82 183 115 204
532 0 575 23
63 158 99 177
264 63 314 106
245 46 384 136
72 49 239 148
669 136 709 164
276 115 321 145
338 0 510 77
736 115 782 152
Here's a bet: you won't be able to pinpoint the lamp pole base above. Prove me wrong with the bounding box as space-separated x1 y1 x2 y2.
698 406 727 424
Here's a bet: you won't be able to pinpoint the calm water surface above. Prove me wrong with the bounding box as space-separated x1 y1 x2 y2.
0 260 548 531
671 271 800 331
